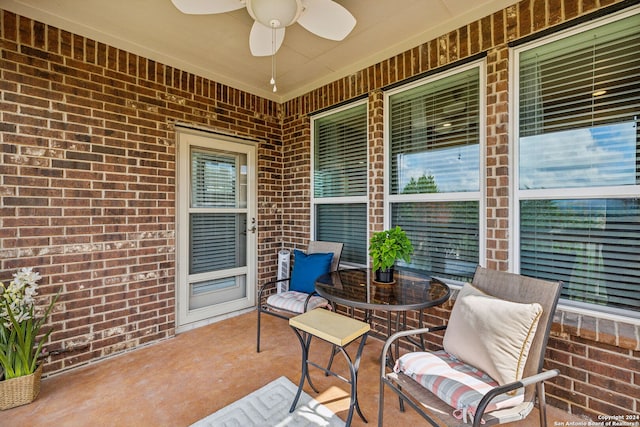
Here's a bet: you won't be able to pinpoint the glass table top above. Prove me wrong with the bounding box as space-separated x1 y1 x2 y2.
315 267 450 311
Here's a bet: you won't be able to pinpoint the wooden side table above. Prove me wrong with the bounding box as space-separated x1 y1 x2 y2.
289 308 370 426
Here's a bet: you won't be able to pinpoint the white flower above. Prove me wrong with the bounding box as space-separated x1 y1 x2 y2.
0 267 42 330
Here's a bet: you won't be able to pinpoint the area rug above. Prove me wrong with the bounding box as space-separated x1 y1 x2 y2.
190 376 346 427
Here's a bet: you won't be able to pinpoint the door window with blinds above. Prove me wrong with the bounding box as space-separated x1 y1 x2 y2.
176 129 256 328
514 10 640 316
312 102 368 264
190 150 246 276
386 63 483 281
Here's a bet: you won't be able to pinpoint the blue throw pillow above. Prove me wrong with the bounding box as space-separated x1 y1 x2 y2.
289 249 333 294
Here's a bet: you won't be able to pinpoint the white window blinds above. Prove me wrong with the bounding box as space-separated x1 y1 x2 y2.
389 67 480 194
313 103 368 265
316 203 367 264
520 199 640 311
516 11 640 316
189 149 245 274
519 13 640 190
314 104 368 198
519 14 640 138
391 201 479 281
387 64 482 281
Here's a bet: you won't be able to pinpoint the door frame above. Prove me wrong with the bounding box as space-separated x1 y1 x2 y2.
175 126 258 332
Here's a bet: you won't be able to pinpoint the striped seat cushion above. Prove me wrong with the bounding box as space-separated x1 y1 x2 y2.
266 291 330 313
394 350 524 424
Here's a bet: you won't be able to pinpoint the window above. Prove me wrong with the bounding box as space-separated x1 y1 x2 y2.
190 150 244 274
386 63 484 281
312 102 368 264
514 10 640 316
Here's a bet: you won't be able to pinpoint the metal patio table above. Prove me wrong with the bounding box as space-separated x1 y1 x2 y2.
314 267 450 359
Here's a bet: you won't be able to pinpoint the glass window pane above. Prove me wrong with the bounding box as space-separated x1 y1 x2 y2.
517 12 640 315
519 14 640 138
520 199 640 313
391 201 479 281
189 276 246 310
519 121 637 189
192 150 246 208
190 213 247 274
389 67 480 194
316 203 367 264
518 13 640 190
313 102 368 265
314 103 368 198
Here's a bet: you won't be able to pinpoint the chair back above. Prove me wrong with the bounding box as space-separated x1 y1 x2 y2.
471 266 562 401
307 241 343 271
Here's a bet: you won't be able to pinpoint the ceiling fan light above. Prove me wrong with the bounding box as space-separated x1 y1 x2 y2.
246 0 302 28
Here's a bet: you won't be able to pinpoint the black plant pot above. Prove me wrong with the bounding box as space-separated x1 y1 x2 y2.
375 267 395 283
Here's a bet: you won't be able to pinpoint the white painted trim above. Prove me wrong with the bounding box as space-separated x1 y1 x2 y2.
310 100 369 264
383 59 487 268
175 128 258 329
509 8 640 320
175 307 256 334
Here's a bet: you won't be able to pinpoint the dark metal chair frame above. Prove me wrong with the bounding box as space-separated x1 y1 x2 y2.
256 241 343 353
379 266 563 427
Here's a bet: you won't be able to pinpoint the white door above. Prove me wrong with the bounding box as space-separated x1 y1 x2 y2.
176 128 257 328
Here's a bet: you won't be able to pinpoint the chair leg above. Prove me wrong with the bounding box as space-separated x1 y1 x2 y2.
378 377 385 427
537 381 548 427
256 307 261 353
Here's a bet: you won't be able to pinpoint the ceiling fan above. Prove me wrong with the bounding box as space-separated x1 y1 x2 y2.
171 0 357 57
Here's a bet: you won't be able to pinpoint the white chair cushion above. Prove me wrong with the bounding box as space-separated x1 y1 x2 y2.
442 282 543 386
266 291 330 313
394 350 524 423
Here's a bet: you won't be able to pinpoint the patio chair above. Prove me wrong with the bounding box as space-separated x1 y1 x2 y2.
379 266 562 427
257 241 343 352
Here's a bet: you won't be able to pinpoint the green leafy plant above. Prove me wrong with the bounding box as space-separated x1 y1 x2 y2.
0 268 59 380
368 226 414 272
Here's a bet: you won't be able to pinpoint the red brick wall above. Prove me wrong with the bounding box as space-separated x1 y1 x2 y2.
280 0 639 420
1 0 638 420
280 113 312 250
0 9 282 372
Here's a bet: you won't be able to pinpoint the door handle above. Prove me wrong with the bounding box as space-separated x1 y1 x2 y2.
248 217 257 234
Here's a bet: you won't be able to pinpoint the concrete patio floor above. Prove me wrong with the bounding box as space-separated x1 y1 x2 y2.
2 311 588 426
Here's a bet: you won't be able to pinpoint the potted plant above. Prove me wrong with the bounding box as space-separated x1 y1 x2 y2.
368 226 414 283
0 268 59 410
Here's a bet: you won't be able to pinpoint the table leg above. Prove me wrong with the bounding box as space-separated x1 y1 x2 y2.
289 329 319 413
289 324 368 426
337 334 368 426
418 309 426 350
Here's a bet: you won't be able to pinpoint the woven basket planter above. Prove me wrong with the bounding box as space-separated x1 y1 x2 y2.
0 365 43 410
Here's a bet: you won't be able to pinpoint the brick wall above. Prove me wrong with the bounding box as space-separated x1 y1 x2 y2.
280 0 639 420
1 0 639 420
0 9 282 373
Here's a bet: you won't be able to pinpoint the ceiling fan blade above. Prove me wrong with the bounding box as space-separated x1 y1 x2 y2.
249 21 285 56
298 0 356 41
170 0 244 14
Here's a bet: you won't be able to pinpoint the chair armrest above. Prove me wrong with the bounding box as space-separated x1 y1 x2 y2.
303 290 319 312
473 369 560 426
380 325 448 377
258 278 289 301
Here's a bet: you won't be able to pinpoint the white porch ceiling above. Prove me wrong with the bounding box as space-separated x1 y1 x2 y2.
3 0 515 102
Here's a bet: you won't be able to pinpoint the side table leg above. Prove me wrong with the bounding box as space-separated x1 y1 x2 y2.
289 327 311 413
339 334 368 426
325 344 338 374
302 332 320 393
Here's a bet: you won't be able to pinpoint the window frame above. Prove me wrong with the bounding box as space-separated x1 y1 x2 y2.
384 60 487 280
510 6 640 319
310 99 369 267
